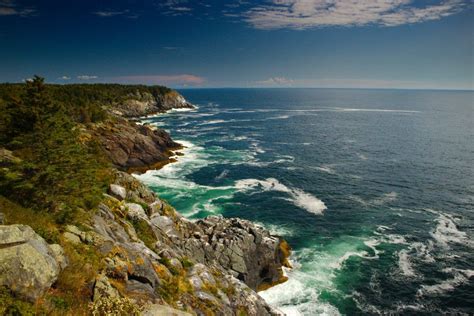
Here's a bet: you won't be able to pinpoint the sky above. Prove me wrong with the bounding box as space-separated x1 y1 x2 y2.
0 0 473 90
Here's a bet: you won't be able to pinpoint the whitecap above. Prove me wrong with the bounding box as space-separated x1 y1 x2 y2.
267 115 290 120
259 259 341 316
199 119 227 125
254 222 294 237
429 212 473 249
372 192 398 205
235 178 327 215
397 250 416 277
215 169 229 181
351 192 398 207
417 268 474 297
167 107 197 113
250 141 266 154
314 165 336 174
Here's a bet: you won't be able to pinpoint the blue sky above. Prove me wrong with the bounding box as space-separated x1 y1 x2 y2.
0 0 472 89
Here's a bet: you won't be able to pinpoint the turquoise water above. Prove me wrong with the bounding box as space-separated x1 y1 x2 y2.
135 88 474 315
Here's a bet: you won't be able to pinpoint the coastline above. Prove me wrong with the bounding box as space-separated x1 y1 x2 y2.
0 85 291 316
126 100 292 309
130 104 292 284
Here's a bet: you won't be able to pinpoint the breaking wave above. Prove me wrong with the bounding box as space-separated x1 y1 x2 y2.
235 178 327 215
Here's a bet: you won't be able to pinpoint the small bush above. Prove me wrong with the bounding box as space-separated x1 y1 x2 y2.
90 296 141 316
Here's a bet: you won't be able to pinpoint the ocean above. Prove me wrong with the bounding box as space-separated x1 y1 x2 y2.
135 88 474 315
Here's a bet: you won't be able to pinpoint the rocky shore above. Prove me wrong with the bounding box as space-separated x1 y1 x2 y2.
112 90 195 118
0 89 291 315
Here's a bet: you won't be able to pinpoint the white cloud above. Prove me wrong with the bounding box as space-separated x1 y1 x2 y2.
0 0 36 17
93 10 129 17
77 75 98 80
59 76 71 80
159 0 193 15
245 0 467 30
257 77 294 86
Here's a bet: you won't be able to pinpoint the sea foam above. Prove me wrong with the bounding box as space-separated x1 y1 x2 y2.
430 212 473 249
417 268 474 297
235 178 327 215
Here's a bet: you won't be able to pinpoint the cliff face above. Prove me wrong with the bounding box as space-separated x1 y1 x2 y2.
112 90 194 118
88 90 193 172
89 118 180 172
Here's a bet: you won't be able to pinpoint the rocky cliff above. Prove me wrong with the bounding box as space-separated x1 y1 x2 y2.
87 90 193 172
92 171 288 315
0 170 289 315
88 118 181 172
112 90 194 118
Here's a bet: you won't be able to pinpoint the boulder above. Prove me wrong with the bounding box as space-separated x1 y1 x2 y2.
93 274 120 301
125 203 147 220
142 304 192 316
150 215 175 236
148 200 164 216
0 225 66 301
109 184 127 200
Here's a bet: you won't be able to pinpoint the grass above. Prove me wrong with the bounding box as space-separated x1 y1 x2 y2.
0 196 60 244
130 218 157 250
50 241 104 314
0 287 37 316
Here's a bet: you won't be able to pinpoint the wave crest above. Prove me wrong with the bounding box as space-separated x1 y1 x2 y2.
235 178 327 215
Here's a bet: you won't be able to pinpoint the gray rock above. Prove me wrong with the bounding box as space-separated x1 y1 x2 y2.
192 217 289 291
0 225 66 301
109 184 127 200
125 203 147 220
149 200 164 216
93 274 119 301
65 224 82 236
63 231 81 244
150 215 174 233
125 279 157 300
142 304 192 316
169 258 183 271
87 169 287 315
195 291 219 304
49 244 68 270
188 275 204 291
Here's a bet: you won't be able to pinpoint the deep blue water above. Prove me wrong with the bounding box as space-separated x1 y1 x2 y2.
136 88 474 315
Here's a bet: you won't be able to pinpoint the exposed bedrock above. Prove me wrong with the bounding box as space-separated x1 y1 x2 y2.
90 118 181 172
113 90 195 118
79 171 290 315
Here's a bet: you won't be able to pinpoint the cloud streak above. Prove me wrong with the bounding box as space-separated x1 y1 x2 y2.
0 0 36 17
93 10 130 17
245 0 468 30
159 0 193 16
77 75 98 80
257 77 294 86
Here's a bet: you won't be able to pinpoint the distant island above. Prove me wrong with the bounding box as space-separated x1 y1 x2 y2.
0 77 290 315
